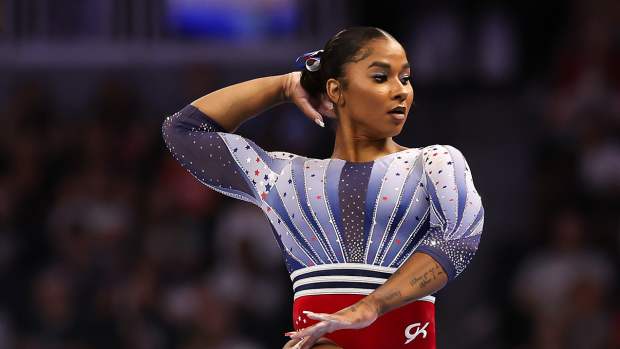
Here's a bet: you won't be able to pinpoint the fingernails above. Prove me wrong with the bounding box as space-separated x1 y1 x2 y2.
284 331 296 337
302 310 312 314
314 118 325 128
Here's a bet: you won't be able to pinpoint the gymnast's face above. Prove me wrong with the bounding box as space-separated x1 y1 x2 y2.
327 37 414 138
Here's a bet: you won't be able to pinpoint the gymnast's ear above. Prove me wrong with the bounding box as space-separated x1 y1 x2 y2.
326 78 343 106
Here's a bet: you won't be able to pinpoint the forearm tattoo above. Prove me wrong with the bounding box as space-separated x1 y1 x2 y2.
346 299 373 315
409 263 445 289
373 261 445 315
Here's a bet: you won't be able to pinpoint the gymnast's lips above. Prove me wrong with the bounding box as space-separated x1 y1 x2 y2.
388 106 406 120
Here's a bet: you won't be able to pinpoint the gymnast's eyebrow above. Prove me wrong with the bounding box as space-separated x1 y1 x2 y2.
368 61 410 70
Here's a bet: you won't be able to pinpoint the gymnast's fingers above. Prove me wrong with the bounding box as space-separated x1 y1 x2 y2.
293 97 325 127
299 332 324 349
287 320 329 340
303 311 336 322
292 337 308 349
283 337 303 349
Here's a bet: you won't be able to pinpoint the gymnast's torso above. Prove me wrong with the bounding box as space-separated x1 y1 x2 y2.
162 104 484 348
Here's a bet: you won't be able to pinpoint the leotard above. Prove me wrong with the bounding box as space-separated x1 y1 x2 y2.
162 104 484 348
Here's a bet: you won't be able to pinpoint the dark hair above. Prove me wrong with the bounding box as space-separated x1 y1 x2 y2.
300 27 396 101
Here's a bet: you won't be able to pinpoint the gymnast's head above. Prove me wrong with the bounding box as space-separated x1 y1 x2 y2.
299 26 414 138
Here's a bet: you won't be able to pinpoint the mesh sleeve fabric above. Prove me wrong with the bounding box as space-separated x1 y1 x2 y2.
415 145 484 281
161 104 296 207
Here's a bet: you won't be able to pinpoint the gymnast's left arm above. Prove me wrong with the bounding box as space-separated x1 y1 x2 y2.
364 144 485 315
288 145 484 349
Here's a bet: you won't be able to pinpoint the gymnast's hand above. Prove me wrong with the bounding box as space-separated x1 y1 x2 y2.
281 71 336 127
283 337 342 349
285 300 378 349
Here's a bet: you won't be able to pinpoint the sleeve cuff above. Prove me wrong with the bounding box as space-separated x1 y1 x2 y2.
415 245 457 282
184 104 228 133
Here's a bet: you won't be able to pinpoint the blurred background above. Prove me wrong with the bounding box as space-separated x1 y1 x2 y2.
0 0 619 348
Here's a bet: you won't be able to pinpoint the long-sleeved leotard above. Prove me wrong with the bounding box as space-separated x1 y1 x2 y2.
162 104 484 348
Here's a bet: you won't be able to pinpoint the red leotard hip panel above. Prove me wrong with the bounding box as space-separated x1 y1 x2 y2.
293 294 436 349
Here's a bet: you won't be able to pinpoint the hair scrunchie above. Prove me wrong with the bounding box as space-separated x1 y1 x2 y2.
294 49 323 72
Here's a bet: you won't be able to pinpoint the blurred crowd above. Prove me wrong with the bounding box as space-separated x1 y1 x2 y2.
0 1 619 349
496 1 620 348
0 72 298 349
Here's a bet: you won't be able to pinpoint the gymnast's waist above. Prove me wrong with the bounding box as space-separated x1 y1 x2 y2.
289 263 436 303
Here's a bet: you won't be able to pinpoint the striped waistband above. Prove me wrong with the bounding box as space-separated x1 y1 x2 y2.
290 263 436 303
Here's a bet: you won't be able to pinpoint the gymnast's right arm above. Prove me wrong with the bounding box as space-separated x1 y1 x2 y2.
188 72 326 131
189 74 285 132
161 72 326 205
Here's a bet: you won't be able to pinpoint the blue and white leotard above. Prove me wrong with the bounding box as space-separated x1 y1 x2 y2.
162 104 484 300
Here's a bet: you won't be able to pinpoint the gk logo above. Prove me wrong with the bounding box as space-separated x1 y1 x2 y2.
404 322 430 344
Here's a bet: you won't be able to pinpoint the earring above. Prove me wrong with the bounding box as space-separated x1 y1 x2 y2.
327 102 334 110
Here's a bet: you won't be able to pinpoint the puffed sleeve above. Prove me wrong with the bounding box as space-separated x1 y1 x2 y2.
415 145 484 281
162 104 298 207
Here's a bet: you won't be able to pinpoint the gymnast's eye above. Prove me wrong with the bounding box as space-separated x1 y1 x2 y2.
372 74 387 83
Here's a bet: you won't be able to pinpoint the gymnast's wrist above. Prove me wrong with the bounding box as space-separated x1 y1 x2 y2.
279 72 298 103
363 294 390 317
347 298 380 324
369 297 382 317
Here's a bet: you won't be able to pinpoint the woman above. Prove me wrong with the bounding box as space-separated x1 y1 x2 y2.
162 27 484 349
